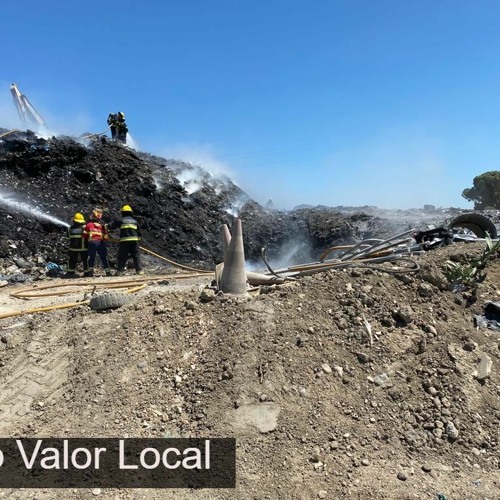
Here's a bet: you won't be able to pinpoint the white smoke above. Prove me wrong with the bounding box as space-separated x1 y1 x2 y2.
225 193 250 217
156 144 240 196
176 169 204 195
245 240 314 272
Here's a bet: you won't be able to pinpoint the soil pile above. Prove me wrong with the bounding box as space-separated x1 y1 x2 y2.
0 243 498 499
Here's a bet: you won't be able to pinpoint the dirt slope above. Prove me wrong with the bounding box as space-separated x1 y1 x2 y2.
0 242 498 499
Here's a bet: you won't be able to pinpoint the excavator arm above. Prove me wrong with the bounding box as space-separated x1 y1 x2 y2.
10 83 46 128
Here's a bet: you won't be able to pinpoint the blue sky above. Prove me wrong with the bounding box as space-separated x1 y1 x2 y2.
2 0 500 209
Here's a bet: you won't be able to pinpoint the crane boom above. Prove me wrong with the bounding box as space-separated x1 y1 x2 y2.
10 83 46 128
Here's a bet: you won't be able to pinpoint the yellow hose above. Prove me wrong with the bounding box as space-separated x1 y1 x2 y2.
1 272 211 320
0 300 90 320
139 246 213 274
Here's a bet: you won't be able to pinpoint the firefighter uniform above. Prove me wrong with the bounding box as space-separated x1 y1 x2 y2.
107 204 142 275
66 213 88 276
82 210 112 277
107 111 128 144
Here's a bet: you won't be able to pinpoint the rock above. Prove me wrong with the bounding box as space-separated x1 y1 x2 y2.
259 394 268 402
446 421 459 440
184 300 197 310
312 446 324 462
297 335 308 347
0 280 8 288
307 326 315 334
173 375 182 385
329 441 339 450
417 338 427 354
299 387 307 397
373 373 389 387
393 306 414 325
333 365 344 377
318 490 328 498
321 363 332 374
475 353 492 381
199 289 215 303
426 325 438 336
92 488 101 496
422 464 432 473
361 459 369 466
463 341 477 352
417 283 433 297
397 472 407 481
234 403 280 433
356 352 371 364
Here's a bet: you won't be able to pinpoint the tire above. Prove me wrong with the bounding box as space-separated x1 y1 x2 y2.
449 213 498 239
89 292 131 311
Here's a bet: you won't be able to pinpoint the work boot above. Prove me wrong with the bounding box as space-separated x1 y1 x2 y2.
84 270 94 278
62 272 75 279
136 270 144 276
115 270 124 277
105 271 113 277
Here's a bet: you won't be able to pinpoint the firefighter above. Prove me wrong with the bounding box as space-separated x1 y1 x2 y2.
116 112 128 144
82 209 112 277
107 204 143 276
107 112 128 144
107 112 118 140
64 212 88 278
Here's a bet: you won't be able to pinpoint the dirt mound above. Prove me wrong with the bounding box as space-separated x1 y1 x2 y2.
0 242 498 498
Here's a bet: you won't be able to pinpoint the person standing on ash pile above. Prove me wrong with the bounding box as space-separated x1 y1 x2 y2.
106 204 143 276
82 208 112 277
64 212 88 278
107 111 128 144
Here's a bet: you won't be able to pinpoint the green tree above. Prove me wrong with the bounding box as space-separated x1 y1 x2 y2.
462 171 500 209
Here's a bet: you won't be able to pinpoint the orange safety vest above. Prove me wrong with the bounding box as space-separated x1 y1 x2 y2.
82 221 109 242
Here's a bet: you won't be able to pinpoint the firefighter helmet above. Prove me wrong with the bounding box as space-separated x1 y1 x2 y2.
92 209 103 220
73 213 85 223
118 112 125 119
121 204 133 212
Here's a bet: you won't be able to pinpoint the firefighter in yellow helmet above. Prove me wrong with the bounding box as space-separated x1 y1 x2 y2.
64 212 89 277
107 204 143 276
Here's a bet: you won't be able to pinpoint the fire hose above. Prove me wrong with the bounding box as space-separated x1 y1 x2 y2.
0 241 214 320
0 129 21 139
80 126 111 140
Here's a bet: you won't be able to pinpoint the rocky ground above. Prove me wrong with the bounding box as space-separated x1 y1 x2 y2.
0 241 498 499
0 129 499 499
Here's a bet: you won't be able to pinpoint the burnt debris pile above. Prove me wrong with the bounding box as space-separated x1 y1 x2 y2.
0 129 457 275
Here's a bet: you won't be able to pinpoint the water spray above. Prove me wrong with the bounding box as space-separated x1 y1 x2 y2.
0 191 69 227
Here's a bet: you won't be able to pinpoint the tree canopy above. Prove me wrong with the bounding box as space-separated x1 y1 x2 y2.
462 171 500 209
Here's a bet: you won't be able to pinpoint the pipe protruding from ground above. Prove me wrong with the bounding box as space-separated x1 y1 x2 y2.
219 218 248 295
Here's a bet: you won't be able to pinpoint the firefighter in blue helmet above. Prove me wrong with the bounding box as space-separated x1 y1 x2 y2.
107 204 143 275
